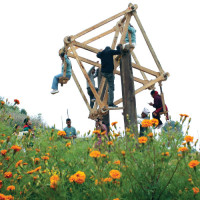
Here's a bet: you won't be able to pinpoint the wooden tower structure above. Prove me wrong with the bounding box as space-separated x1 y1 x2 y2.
59 3 169 134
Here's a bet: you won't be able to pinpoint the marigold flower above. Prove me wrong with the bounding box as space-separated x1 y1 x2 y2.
11 145 22 152
6 195 14 200
90 151 101 158
151 118 159 126
184 136 194 143
121 151 126 156
107 141 113 145
129 133 134 138
34 158 40 164
100 154 106 158
5 156 10 161
113 133 120 137
57 130 66 136
7 185 15 191
69 175 76 183
74 171 86 184
15 160 23 168
35 148 40 152
101 131 106 135
188 160 200 168
141 119 152 127
4 172 12 178
66 142 71 147
138 136 148 144
178 154 182 157
193 187 199 194
1 150 7 156
34 166 41 172
188 178 192 182
23 163 28 165
114 160 121 165
0 140 4 144
50 175 59 188
180 114 189 117
113 198 120 200
162 152 169 156
0 180 2 189
109 170 121 179
178 147 188 152
103 177 112 183
147 132 153 137
14 99 20 105
41 156 49 160
1 101 5 105
93 130 100 134
111 121 118 126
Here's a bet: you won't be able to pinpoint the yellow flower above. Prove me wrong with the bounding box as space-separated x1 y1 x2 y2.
90 151 101 158
57 130 66 136
184 136 193 143
50 175 60 189
73 171 86 184
7 185 15 191
188 160 200 168
109 170 121 179
141 119 152 127
138 136 148 144
151 118 159 126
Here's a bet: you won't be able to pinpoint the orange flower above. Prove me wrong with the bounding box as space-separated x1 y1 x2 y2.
109 170 121 179
103 177 112 183
41 156 49 160
188 160 200 168
178 147 188 152
93 130 100 134
50 175 60 189
34 166 41 172
114 160 121 165
23 163 28 165
113 198 120 200
100 154 106 158
5 156 10 161
101 131 107 135
184 136 193 143
113 133 120 137
1 150 7 156
35 148 40 152
193 187 199 194
151 118 159 126
57 130 66 136
14 99 20 105
162 152 169 156
90 151 101 158
178 154 182 157
0 140 5 144
11 145 22 152
147 132 153 137
107 141 113 145
0 180 2 189
121 151 126 156
1 101 5 105
34 158 40 164
180 114 189 117
7 185 15 191
66 142 71 147
15 160 23 168
111 121 118 126
141 119 152 127
73 171 86 184
69 175 76 183
27 170 34 174
4 172 12 178
138 136 148 144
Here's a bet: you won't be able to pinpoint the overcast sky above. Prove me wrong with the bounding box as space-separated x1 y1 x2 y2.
0 0 200 141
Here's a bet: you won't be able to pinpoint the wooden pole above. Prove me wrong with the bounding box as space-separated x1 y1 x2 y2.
120 47 138 137
133 11 165 74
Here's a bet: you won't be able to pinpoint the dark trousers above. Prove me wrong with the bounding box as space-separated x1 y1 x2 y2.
152 108 163 125
87 87 98 108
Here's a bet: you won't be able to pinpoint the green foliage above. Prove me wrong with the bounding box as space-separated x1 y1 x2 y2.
0 101 199 200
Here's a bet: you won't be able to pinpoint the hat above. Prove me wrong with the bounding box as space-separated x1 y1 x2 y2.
142 108 150 116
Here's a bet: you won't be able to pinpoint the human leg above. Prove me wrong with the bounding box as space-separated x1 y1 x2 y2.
51 73 63 90
87 88 94 108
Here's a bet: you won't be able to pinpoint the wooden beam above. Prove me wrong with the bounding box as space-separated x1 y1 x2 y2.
133 11 165 74
71 70 91 112
73 8 133 40
114 74 167 105
120 13 132 44
69 45 104 108
73 41 100 54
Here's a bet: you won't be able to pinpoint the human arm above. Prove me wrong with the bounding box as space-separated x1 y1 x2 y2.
110 44 122 56
93 68 99 78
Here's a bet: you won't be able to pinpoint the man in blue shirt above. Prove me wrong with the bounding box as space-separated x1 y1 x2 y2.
63 118 77 140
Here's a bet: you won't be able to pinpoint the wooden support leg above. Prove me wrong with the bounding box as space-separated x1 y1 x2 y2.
120 47 138 137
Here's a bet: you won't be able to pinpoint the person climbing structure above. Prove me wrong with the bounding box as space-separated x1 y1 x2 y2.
51 50 72 94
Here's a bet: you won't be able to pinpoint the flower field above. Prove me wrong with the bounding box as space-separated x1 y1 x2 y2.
0 100 200 200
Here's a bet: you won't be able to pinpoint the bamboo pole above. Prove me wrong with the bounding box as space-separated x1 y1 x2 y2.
72 41 99 54
71 70 91 112
69 45 104 108
114 74 168 105
73 8 133 40
133 11 165 74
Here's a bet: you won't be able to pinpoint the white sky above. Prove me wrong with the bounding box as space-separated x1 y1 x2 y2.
0 0 200 141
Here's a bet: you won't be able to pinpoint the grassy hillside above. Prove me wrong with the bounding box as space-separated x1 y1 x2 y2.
0 99 199 200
